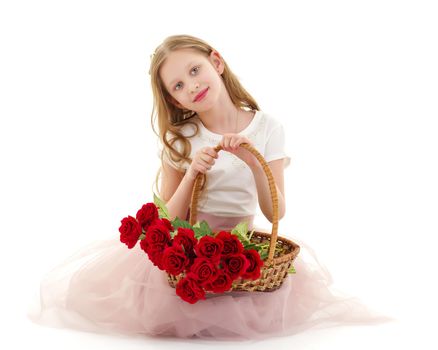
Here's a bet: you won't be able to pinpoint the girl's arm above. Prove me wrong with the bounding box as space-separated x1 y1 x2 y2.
218 134 286 222
249 159 286 223
161 163 195 221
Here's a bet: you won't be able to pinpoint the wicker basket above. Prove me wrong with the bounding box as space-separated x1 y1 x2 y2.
167 142 300 292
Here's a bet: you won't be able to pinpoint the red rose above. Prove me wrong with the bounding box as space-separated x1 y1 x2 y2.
241 249 264 280
222 253 250 279
194 236 223 261
144 221 171 249
176 273 206 304
215 231 244 257
204 270 233 293
140 221 171 269
119 215 142 249
136 203 159 231
161 217 174 231
145 245 165 270
162 244 189 276
139 237 150 253
189 257 218 285
185 250 197 270
173 227 197 253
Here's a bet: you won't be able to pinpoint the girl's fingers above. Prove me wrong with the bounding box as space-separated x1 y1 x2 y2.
205 158 215 167
199 154 214 166
231 137 245 149
205 148 218 159
200 154 209 163
227 136 238 149
238 137 251 148
198 157 208 167
221 135 251 150
223 137 230 149
198 149 216 166
200 148 216 158
229 137 235 148
195 161 210 172
231 138 240 149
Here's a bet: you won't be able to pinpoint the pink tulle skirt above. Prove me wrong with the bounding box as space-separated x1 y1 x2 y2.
27 214 394 340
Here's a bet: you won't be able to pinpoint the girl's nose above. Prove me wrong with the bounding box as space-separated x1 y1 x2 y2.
191 83 199 93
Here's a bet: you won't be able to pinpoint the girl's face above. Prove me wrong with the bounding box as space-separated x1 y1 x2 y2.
159 48 224 112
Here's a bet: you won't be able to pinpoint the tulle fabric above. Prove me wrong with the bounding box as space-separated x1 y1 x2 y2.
27 214 394 340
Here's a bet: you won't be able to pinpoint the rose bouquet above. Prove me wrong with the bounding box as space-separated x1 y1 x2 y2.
119 194 295 304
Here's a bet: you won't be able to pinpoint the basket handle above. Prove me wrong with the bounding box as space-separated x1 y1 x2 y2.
189 142 280 266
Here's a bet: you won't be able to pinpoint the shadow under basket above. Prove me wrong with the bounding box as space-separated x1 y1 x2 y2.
167 142 300 293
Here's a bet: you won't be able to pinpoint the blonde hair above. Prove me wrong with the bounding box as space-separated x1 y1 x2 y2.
148 34 260 202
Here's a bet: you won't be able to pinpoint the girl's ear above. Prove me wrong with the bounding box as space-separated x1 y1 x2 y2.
209 49 225 75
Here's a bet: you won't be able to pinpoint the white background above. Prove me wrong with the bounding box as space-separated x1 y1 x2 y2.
1 0 437 349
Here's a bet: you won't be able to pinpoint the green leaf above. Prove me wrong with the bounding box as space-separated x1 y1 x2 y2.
153 193 170 220
192 222 201 228
243 243 260 251
259 250 269 260
288 264 296 274
193 220 213 239
171 216 193 230
231 221 246 235
200 220 213 234
231 221 251 245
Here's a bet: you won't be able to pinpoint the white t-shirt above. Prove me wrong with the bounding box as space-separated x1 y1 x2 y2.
157 110 291 217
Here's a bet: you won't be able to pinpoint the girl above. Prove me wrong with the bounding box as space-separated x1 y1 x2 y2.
27 34 392 341
151 35 289 232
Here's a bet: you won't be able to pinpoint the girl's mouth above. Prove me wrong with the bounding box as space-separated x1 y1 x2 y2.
194 87 209 102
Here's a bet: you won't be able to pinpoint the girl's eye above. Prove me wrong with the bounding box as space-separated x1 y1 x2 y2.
174 66 200 91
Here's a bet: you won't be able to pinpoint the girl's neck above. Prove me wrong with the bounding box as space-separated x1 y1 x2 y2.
196 89 241 134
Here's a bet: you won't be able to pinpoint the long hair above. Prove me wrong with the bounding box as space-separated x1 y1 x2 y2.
148 34 260 202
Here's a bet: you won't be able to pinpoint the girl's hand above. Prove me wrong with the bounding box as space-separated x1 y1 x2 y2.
186 146 219 180
220 134 258 168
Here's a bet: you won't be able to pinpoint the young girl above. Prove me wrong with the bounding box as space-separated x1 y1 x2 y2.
27 34 392 340
151 36 289 232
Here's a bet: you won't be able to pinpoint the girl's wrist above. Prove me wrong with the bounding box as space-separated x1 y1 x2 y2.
184 170 196 182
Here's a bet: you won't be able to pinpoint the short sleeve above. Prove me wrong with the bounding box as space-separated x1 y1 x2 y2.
157 137 188 172
264 124 291 168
